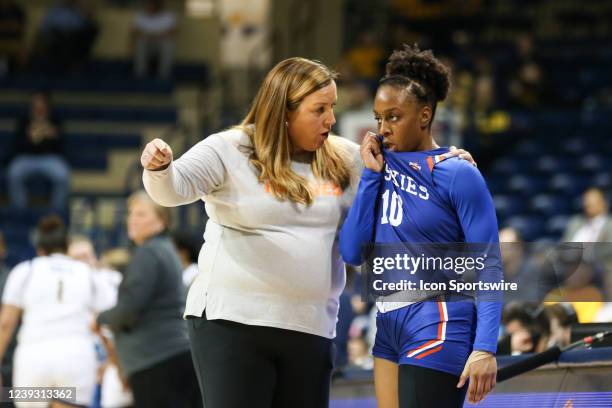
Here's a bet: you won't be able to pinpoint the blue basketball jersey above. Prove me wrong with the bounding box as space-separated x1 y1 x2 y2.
340 147 502 354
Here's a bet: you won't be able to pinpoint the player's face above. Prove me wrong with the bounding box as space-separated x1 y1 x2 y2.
127 199 165 245
287 81 337 154
374 84 432 152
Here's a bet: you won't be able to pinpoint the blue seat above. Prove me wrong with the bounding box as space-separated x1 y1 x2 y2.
546 215 571 237
507 175 547 196
560 138 590 156
549 174 590 196
504 215 546 242
493 195 527 218
532 155 565 174
529 194 572 216
491 158 522 176
593 172 611 190
577 154 605 173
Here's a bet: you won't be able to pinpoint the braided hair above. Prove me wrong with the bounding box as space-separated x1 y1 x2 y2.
380 44 451 127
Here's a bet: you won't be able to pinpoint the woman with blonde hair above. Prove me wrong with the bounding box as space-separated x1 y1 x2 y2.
141 57 472 407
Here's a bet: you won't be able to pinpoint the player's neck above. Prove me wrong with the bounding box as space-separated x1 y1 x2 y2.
414 134 438 152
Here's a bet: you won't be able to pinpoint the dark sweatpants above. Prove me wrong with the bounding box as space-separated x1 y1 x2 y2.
187 313 335 408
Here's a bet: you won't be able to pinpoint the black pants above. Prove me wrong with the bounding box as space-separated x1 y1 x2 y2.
399 365 467 408
128 351 202 408
187 314 335 408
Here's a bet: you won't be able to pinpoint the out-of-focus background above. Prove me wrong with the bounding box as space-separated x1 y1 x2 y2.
1 1 611 407
2 0 611 261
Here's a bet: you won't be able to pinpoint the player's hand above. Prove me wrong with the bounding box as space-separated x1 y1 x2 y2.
361 131 384 172
457 351 497 404
448 146 477 167
141 138 173 171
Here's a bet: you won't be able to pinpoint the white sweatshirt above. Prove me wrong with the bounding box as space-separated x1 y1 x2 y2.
143 128 361 338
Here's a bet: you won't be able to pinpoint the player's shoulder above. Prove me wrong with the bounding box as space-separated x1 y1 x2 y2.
8 259 31 276
434 155 482 179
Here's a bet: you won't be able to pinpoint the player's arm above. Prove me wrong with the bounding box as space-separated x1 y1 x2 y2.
0 263 27 373
339 132 384 265
142 135 227 207
450 162 502 403
0 305 21 371
96 247 160 332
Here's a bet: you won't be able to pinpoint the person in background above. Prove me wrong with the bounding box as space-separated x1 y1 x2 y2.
8 91 69 210
564 187 612 243
31 0 98 73
93 191 200 408
132 0 176 79
69 235 122 295
67 235 134 408
498 302 548 355
339 44 500 407
0 0 25 76
544 303 578 349
0 216 115 407
172 232 201 288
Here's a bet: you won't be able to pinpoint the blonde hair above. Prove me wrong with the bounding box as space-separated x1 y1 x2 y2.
238 57 352 206
127 190 172 228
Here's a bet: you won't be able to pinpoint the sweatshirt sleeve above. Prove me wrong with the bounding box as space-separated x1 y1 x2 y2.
143 134 227 207
449 162 503 354
339 168 382 265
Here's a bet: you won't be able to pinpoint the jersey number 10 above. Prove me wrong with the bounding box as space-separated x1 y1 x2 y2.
381 189 403 227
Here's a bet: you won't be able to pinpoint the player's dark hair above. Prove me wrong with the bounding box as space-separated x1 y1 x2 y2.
34 215 68 254
380 44 451 127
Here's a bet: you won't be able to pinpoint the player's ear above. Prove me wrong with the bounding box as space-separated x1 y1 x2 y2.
420 105 432 129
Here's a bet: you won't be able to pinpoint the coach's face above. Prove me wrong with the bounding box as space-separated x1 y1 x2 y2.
127 199 165 245
374 84 433 152
287 81 337 154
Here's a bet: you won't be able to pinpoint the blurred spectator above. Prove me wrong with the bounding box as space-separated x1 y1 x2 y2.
544 261 604 323
132 0 176 79
31 0 98 73
7 92 69 210
94 191 200 408
0 0 25 76
68 235 134 408
342 31 384 83
499 302 548 355
544 303 578 349
499 227 547 302
172 232 201 287
100 247 131 274
347 336 373 370
69 235 122 293
0 216 115 405
563 187 612 243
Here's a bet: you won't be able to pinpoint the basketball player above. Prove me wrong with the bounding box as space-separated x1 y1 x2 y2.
340 44 503 407
0 216 114 407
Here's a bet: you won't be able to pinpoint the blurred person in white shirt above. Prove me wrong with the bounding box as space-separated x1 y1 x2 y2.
0 216 114 407
67 235 133 408
132 0 176 79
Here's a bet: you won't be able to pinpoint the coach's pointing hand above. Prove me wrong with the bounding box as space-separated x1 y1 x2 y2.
141 138 173 171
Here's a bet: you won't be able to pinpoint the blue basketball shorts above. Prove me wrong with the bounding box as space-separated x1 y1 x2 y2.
372 298 476 377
